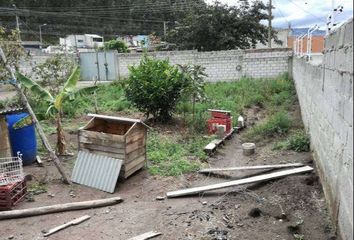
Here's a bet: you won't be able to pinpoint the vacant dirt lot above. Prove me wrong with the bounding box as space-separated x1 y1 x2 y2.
0 122 335 240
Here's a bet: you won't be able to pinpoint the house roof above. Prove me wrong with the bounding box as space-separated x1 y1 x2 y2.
0 108 25 116
84 34 103 38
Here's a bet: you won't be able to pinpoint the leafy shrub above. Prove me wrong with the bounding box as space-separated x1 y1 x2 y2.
287 130 310 152
273 130 310 152
103 39 130 53
125 56 188 121
245 111 293 141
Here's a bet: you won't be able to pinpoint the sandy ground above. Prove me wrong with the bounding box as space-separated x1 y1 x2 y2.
0 127 335 240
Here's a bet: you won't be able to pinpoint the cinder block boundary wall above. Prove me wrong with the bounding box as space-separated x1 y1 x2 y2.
115 48 292 82
293 18 353 240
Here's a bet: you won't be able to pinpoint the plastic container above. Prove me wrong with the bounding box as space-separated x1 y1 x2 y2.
6 113 37 165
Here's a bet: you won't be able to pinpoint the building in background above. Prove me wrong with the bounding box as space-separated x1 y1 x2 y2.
59 34 104 49
254 29 291 49
288 28 326 53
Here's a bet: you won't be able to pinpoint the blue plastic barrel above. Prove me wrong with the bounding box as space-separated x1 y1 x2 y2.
6 112 37 165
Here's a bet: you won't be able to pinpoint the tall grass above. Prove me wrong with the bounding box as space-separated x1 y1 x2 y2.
176 74 296 133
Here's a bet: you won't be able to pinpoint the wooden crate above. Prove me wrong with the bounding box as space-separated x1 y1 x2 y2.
78 114 148 179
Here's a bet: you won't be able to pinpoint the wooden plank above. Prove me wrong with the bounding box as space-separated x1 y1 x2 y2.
79 149 125 160
166 166 313 198
79 135 125 148
79 117 95 131
44 215 91 237
0 197 123 220
126 132 145 145
80 130 125 143
87 113 150 129
126 147 146 162
122 161 145 179
198 163 305 173
0 117 12 158
127 231 162 240
123 154 145 172
80 143 125 154
126 138 146 154
124 122 137 137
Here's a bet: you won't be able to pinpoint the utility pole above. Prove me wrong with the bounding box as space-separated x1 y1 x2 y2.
12 4 21 41
163 21 167 36
268 0 272 48
39 24 47 49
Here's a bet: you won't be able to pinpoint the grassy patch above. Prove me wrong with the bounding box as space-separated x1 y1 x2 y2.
273 130 310 152
176 74 296 133
147 132 209 176
244 111 293 142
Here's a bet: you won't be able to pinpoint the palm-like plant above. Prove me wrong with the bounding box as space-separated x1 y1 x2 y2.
16 67 96 155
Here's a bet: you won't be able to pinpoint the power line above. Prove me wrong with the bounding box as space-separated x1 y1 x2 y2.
285 0 326 23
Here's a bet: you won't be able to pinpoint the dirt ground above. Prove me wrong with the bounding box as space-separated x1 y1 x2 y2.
0 136 335 239
0 99 336 240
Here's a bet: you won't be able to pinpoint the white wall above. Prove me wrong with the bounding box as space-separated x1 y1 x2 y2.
293 18 353 240
112 48 292 82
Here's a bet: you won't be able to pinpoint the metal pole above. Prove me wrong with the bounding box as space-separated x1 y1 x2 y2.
13 4 21 41
331 0 335 32
268 0 272 48
163 21 167 36
39 27 42 46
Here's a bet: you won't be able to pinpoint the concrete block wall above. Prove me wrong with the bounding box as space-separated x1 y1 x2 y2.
115 48 292 82
293 18 353 240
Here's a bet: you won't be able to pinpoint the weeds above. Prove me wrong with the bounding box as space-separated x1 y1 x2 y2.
273 130 310 152
147 132 208 176
244 111 293 141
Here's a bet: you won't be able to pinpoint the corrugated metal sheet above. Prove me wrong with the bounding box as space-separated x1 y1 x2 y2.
0 108 25 115
71 151 123 193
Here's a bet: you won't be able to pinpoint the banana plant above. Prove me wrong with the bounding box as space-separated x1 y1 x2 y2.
16 67 97 155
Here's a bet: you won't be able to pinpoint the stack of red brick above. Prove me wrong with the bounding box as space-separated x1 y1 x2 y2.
207 109 233 136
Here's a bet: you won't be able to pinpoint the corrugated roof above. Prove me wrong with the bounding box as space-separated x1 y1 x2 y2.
87 113 150 129
71 151 123 193
0 108 25 116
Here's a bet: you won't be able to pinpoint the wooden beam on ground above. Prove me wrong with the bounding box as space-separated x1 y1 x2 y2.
0 197 123 220
198 163 305 173
0 47 71 184
127 231 162 240
44 215 91 237
167 166 313 198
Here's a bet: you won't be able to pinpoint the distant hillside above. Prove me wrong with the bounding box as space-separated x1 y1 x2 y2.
291 28 326 37
0 0 206 43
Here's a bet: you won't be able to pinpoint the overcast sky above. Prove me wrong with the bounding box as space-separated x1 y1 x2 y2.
205 0 353 29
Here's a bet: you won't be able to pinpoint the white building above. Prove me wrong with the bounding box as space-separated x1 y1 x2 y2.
59 34 104 49
254 29 291 49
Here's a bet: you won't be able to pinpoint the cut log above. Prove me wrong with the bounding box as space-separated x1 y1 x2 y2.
0 197 123 220
198 163 305 173
127 231 162 240
167 166 313 198
44 215 91 237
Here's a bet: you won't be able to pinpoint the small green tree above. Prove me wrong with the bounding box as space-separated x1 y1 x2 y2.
178 64 207 121
17 67 96 155
0 27 25 81
32 53 74 95
103 39 130 53
125 56 187 121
